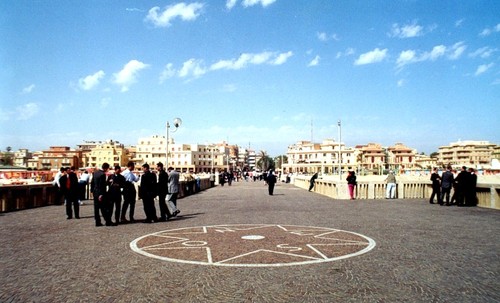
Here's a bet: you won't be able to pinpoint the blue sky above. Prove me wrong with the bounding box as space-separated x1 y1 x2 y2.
1 0 499 156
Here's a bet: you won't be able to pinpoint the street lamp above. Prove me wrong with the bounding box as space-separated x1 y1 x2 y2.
338 119 342 180
166 118 182 167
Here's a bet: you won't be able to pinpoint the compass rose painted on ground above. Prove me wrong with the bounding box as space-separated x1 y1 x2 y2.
130 224 376 267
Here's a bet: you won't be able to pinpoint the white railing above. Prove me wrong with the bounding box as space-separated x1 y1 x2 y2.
292 177 500 210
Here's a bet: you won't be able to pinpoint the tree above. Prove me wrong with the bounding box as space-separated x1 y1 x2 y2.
257 150 274 171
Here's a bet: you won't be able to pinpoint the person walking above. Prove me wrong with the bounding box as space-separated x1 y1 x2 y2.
346 171 357 200
108 165 125 225
385 171 397 199
156 162 172 221
59 166 80 219
308 172 318 192
440 166 454 206
267 169 277 195
78 170 90 204
91 163 112 227
167 167 180 217
139 163 158 223
429 167 441 204
121 161 138 223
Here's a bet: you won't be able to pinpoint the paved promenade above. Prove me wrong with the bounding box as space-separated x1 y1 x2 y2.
1 180 499 302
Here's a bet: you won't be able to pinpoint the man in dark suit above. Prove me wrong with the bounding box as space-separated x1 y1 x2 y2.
156 162 171 221
91 163 112 226
108 165 125 225
60 166 80 219
455 166 469 206
139 163 158 223
167 166 180 217
440 166 454 206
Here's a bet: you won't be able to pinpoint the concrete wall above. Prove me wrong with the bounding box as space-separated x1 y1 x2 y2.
294 177 500 210
0 177 213 213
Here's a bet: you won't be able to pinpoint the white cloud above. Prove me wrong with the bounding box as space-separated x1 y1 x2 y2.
17 103 39 120
21 84 35 94
78 70 105 91
113 60 149 92
469 47 497 58
226 0 238 9
317 32 339 42
159 63 176 83
455 19 464 27
271 51 293 65
397 79 405 87
308 55 320 67
396 43 464 69
396 50 417 68
474 63 494 76
479 23 500 36
242 0 277 8
354 48 388 65
210 51 292 70
178 59 207 78
145 2 204 27
448 42 466 60
389 22 424 38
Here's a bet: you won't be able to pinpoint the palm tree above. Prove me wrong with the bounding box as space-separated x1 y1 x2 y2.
257 150 274 171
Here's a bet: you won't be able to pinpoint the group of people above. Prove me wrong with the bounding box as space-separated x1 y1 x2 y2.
429 165 478 207
90 161 181 227
53 166 90 219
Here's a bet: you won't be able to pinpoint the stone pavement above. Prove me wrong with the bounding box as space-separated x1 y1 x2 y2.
1 180 499 302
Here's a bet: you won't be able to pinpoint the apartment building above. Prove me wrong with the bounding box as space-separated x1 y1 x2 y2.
87 140 128 168
35 146 82 170
386 142 418 170
284 139 354 174
135 135 237 172
437 140 499 169
13 148 32 167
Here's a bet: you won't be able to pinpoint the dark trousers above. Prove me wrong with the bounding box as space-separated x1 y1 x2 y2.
109 196 122 223
94 196 111 225
308 182 315 191
121 189 136 221
65 197 80 218
142 196 157 222
430 186 441 203
158 193 171 219
440 187 451 204
268 183 275 195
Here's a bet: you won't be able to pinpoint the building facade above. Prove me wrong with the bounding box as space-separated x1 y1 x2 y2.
87 140 128 168
437 140 499 169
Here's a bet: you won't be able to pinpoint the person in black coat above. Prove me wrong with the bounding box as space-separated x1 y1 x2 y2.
60 166 80 219
156 162 172 221
429 167 441 204
267 169 277 195
108 165 125 224
440 166 454 206
91 163 112 226
309 172 319 191
139 163 158 223
465 168 478 206
455 166 469 206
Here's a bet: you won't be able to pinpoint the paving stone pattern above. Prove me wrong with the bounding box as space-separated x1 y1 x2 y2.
1 180 499 302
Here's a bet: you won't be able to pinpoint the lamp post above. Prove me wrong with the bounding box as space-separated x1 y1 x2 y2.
338 119 342 180
166 118 182 167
